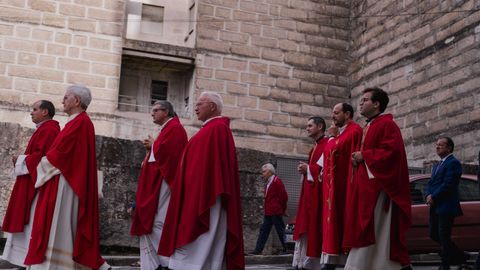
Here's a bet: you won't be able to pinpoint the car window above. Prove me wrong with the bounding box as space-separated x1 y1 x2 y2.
459 179 480 201
410 179 428 205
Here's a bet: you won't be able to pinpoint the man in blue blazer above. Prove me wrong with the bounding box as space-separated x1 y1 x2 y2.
426 137 467 270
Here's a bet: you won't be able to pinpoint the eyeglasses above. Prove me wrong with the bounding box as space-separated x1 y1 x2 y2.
152 108 166 112
195 101 214 108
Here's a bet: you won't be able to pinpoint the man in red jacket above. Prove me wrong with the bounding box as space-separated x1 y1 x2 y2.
249 163 288 255
1 100 60 268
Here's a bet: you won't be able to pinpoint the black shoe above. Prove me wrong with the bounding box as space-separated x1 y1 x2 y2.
247 250 261 255
321 264 336 270
400 265 413 270
457 264 473 270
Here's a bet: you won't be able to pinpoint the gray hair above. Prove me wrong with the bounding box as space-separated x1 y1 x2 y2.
200 91 223 113
153 100 176 117
261 163 275 174
66 84 92 110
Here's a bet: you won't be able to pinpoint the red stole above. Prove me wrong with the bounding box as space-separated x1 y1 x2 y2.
293 136 328 245
158 117 245 270
2 120 59 233
130 117 187 235
321 121 362 255
24 112 105 269
343 114 411 266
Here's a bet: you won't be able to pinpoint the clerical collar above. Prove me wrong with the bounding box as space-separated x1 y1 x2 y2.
315 135 325 144
67 112 81 123
202 116 222 127
366 113 383 124
35 119 48 129
159 117 174 131
338 124 347 135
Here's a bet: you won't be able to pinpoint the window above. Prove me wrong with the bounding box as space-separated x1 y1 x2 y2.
188 2 195 35
118 54 194 115
410 179 428 205
459 179 480 201
141 4 164 35
151 80 168 104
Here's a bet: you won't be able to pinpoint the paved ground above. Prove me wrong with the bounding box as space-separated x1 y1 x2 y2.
0 264 477 269
1 253 477 269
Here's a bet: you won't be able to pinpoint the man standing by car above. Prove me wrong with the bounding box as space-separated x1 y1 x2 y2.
426 137 467 270
250 163 288 255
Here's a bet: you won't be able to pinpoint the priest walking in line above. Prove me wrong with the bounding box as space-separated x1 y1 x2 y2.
2 100 60 268
345 87 412 270
24 85 111 270
159 91 244 270
320 103 362 270
130 100 188 270
293 116 329 270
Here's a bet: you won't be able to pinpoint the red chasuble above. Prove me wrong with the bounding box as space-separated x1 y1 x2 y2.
158 117 245 270
321 121 362 256
130 116 187 235
2 120 60 233
304 137 328 257
343 114 411 266
293 137 328 243
24 112 105 269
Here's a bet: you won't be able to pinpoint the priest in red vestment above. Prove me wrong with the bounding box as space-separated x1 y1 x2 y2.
320 103 362 270
1 100 60 268
293 116 328 270
345 87 412 270
130 100 187 269
24 85 110 270
158 91 244 270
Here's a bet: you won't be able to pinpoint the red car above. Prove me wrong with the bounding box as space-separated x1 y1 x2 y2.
407 174 480 253
284 174 480 253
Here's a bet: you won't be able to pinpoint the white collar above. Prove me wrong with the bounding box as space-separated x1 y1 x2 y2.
159 117 174 131
35 119 49 129
202 116 223 127
67 112 81 123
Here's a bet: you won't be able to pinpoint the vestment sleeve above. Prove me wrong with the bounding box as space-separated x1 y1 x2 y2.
35 156 60 188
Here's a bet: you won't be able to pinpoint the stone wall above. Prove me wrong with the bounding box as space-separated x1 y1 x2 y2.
0 121 278 253
349 0 480 166
0 0 125 113
194 0 352 156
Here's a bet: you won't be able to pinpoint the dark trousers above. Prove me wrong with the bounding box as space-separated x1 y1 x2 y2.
253 215 286 253
429 209 465 266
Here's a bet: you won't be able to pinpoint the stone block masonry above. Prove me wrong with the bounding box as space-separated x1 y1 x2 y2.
195 0 351 156
0 0 124 115
349 0 480 166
